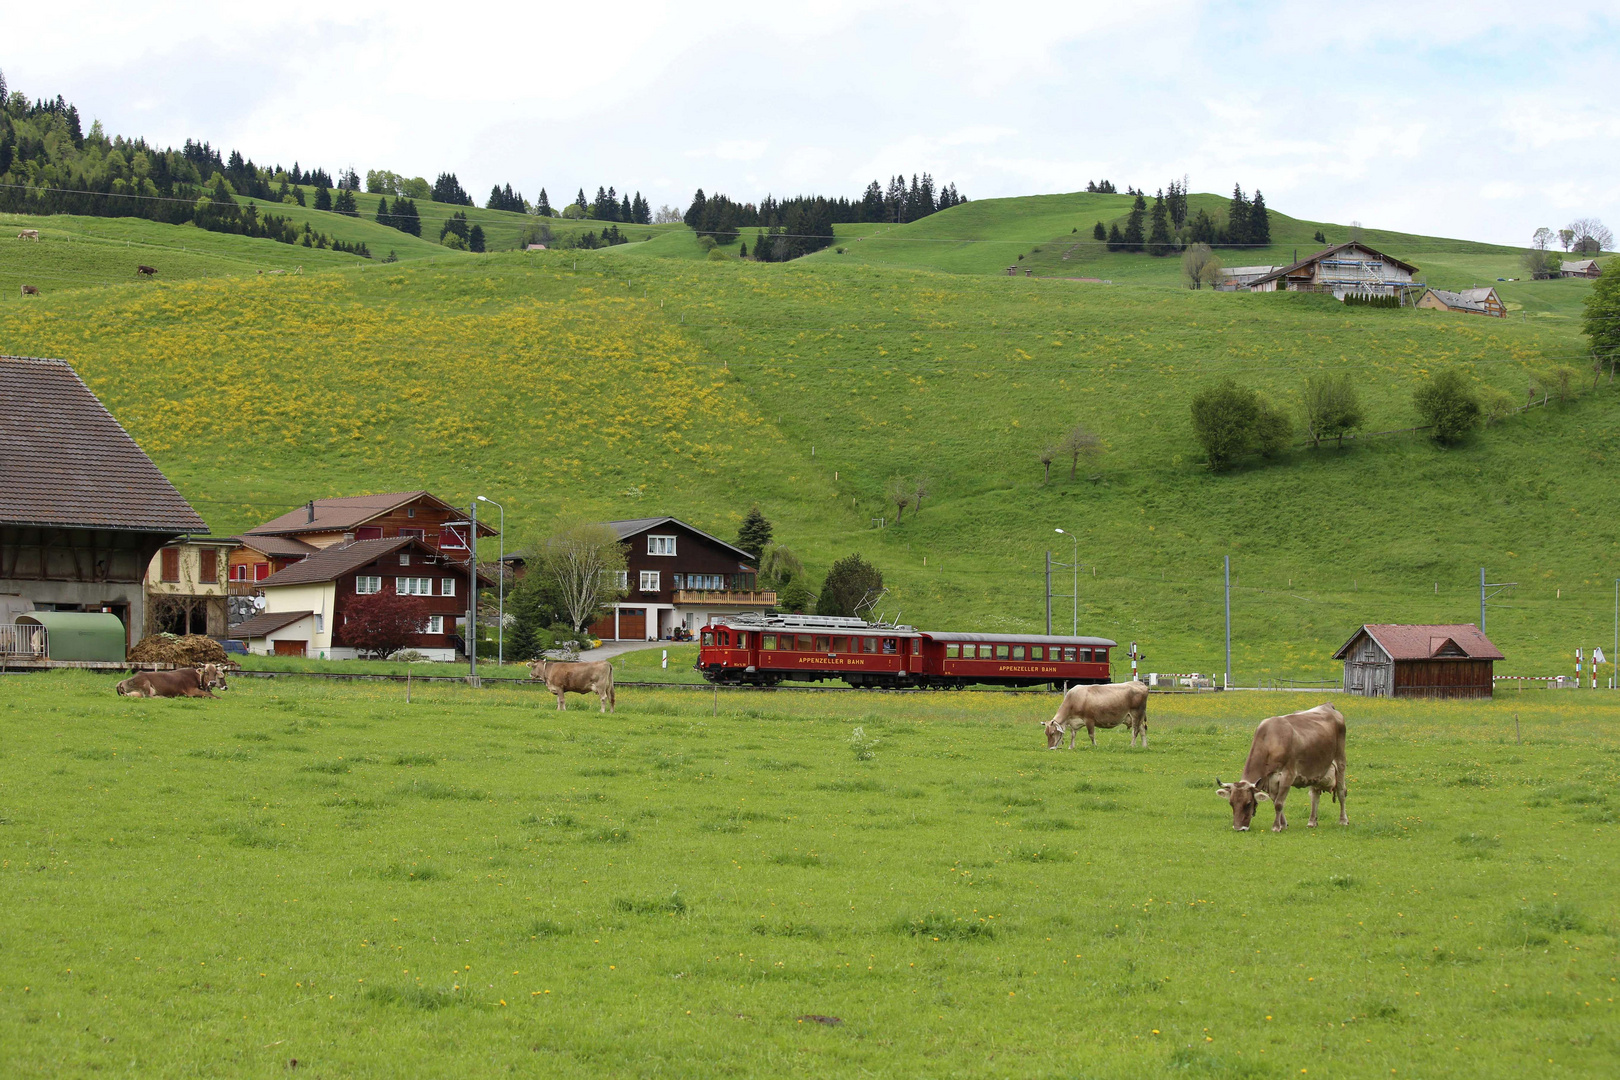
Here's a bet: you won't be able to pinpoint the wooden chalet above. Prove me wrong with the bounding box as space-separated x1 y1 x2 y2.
1560 259 1602 279
1333 623 1503 699
590 517 776 641
0 355 208 654
235 535 488 660
1245 242 1420 300
1416 286 1506 318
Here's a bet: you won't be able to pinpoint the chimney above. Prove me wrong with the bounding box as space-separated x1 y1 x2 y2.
306 500 316 523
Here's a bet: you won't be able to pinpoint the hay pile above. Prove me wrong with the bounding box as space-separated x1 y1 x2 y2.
128 633 235 668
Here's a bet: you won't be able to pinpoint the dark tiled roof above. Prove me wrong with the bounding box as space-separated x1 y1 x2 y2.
604 516 756 564
258 537 416 587
231 610 314 637
0 356 208 533
1333 624 1504 661
1247 242 1420 288
247 490 494 536
233 534 319 558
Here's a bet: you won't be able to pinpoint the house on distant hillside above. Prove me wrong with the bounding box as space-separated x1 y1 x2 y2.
1216 265 1281 291
228 491 495 584
0 355 208 653
233 535 486 660
1245 242 1420 300
1560 259 1602 279
1332 623 1502 699
145 536 238 636
586 517 776 641
1416 286 1506 318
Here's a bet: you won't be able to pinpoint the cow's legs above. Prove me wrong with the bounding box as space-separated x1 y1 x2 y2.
1307 789 1320 827
1337 765 1349 825
1087 723 1096 747
556 692 566 711
1271 789 1288 832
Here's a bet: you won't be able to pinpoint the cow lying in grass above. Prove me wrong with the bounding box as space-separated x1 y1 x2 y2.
528 658 615 713
1217 702 1348 832
115 664 229 698
1045 680 1149 749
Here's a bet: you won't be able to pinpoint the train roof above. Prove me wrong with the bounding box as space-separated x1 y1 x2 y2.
923 632 1117 647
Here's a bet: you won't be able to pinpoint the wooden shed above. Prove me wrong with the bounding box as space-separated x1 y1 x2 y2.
1332 623 1503 699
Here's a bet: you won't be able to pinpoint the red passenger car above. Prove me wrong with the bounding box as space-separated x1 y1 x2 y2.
696 614 1115 689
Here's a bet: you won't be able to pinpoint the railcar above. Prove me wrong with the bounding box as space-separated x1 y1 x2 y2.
695 614 1115 689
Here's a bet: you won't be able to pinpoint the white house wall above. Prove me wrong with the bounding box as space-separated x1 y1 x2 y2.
261 582 337 652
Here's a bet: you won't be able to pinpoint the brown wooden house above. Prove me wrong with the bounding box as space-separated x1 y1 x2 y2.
0 355 208 652
588 517 776 640
1416 286 1506 318
1333 623 1503 699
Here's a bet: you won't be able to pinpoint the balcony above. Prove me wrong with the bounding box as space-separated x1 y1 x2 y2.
673 590 777 607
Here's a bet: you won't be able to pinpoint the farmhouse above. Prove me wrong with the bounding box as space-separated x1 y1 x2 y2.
235 535 485 660
144 536 239 636
1244 242 1420 300
1560 259 1602 279
1416 286 1506 318
0 355 208 654
1216 265 1281 291
589 517 776 641
1332 623 1503 699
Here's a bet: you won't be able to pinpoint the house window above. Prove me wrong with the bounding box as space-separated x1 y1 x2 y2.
407 507 416 518
647 535 677 556
440 578 456 597
399 553 410 566
231 564 249 582
639 571 660 592
945 644 959 658
356 527 383 541
160 548 180 583
356 576 382 595
427 615 443 634
602 570 628 589
314 614 325 633
401 528 425 540
397 577 433 596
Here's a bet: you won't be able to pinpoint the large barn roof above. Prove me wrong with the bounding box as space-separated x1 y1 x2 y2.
247 491 494 537
1247 242 1420 289
0 355 208 534
1333 624 1503 661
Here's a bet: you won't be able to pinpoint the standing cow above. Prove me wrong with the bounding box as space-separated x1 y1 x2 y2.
528 658 615 713
17 229 40 241
1217 702 1348 832
1045 680 1149 749
115 664 229 698
20 285 39 297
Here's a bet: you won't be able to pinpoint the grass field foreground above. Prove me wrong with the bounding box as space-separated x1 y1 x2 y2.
1 672 1615 1077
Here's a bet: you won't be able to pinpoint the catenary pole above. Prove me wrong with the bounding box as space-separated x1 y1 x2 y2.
478 496 505 668
1480 567 1486 632
468 500 478 680
1224 555 1232 690
1045 551 1052 637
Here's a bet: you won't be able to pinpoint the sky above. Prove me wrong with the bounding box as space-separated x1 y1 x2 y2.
6 1 1618 245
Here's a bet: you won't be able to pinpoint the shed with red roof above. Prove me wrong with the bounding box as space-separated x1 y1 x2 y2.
1332 623 1503 699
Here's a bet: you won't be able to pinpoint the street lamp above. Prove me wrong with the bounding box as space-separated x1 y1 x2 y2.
1053 528 1079 637
477 496 505 669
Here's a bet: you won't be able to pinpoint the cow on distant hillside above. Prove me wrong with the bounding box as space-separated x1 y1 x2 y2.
20 284 38 297
116 664 229 699
529 658 615 713
1045 680 1149 749
17 229 39 241
135 264 157 276
1217 702 1347 832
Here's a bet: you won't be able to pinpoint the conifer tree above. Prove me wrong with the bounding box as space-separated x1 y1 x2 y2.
736 506 774 559
1123 193 1147 251
1249 189 1270 246
1146 190 1174 256
375 196 389 222
575 188 588 214
314 184 332 211
468 224 485 252
1093 221 1106 242
1223 185 1250 248
1107 223 1125 252
621 193 632 222
536 188 553 216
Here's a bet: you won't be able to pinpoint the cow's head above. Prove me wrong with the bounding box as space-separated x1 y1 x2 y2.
527 659 549 681
1044 719 1064 749
198 664 229 690
1215 777 1270 831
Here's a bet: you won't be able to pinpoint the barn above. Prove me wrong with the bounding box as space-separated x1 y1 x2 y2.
1332 623 1503 699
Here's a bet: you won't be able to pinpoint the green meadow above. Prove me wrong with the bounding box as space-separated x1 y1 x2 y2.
0 193 1614 677
0 672 1615 1077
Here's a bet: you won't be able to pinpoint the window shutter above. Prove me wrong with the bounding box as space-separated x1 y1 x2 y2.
160 548 180 582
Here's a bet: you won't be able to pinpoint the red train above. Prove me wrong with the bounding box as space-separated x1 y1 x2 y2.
695 614 1116 689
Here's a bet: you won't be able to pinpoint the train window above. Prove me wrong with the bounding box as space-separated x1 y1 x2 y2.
995 644 1010 660
702 632 714 646
862 637 878 653
944 644 958 658
797 635 812 651
737 632 749 648
882 638 897 654
1031 646 1043 660
964 644 978 658
815 636 831 653
1096 649 1108 662
763 634 776 650
830 636 849 653
1063 647 1076 661
1012 646 1025 660
719 631 730 646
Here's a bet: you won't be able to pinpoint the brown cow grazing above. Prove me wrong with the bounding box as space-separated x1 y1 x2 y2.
135 265 157 276
17 229 40 241
115 664 229 699
1045 680 1149 749
20 284 39 297
529 658 615 713
1217 703 1347 832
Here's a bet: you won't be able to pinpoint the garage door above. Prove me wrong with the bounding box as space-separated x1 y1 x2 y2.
273 639 307 657
616 609 646 640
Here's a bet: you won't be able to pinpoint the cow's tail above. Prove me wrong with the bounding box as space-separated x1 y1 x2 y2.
609 668 616 709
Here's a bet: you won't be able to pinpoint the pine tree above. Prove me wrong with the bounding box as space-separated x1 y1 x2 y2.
1123 194 1147 251
1146 189 1173 256
313 184 332 211
575 188 588 214
375 196 389 222
1166 176 1189 229
468 224 485 252
861 180 884 222
1249 189 1270 246
1107 223 1125 252
536 188 553 216
620 193 631 222
1093 221 1106 242
1223 185 1250 248
736 506 773 559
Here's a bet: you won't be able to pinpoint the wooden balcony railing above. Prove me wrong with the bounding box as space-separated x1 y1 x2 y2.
672 590 777 606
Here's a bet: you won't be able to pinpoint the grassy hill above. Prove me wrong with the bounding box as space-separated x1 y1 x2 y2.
0 194 1613 680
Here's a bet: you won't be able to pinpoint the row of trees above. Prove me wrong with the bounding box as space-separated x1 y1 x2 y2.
1092 182 1270 258
1524 219 1612 278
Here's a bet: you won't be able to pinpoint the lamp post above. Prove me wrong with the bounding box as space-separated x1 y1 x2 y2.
477 496 505 669
1054 528 1079 636
467 500 478 680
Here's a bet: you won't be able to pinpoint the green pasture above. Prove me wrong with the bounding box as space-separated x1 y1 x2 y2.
0 672 1614 1078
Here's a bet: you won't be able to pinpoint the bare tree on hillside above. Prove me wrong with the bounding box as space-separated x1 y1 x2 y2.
537 520 628 633
1039 444 1057 484
912 475 933 515
1568 218 1613 255
885 475 914 523
1062 424 1103 480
